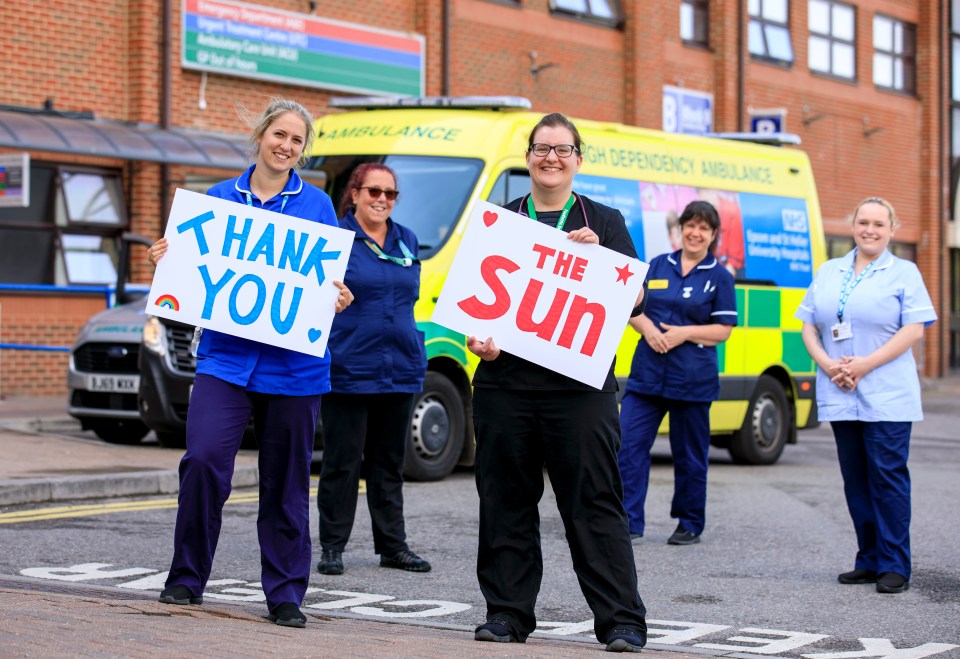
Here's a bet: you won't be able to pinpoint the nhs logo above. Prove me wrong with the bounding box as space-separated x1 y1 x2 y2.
782 209 808 233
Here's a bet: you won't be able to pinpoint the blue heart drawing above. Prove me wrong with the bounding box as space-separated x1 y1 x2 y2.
308 328 323 343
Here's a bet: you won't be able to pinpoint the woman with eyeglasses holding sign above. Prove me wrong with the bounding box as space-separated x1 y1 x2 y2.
796 197 936 594
314 163 431 578
467 113 648 653
148 99 353 629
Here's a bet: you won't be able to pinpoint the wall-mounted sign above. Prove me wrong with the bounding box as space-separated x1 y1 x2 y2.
662 86 713 136
749 108 787 133
0 153 29 208
182 0 425 97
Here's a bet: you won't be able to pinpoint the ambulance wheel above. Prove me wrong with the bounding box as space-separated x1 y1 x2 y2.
405 372 465 482
91 419 149 445
730 375 789 465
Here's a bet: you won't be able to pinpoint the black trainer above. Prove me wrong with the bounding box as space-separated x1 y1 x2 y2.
317 549 344 575
838 568 878 585
380 549 431 572
605 628 645 652
475 618 515 643
159 585 202 605
267 602 307 628
667 525 701 546
876 572 909 594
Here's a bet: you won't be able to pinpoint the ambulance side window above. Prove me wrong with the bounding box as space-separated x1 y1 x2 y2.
487 170 530 207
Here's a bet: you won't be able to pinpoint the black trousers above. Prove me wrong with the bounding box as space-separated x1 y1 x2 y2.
317 392 415 555
473 388 647 643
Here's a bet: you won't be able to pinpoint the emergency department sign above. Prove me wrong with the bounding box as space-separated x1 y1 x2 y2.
147 188 353 356
432 200 648 389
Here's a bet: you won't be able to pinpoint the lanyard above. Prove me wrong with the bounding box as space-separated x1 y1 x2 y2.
526 193 576 231
245 191 288 214
836 253 875 322
364 238 416 267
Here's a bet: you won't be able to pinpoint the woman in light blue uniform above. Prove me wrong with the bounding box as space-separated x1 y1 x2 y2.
619 200 737 546
796 197 936 594
148 99 353 627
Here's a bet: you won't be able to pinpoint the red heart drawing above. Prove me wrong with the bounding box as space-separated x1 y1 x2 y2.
483 211 498 227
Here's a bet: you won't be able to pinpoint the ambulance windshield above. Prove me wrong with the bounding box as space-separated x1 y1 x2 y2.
307 155 483 259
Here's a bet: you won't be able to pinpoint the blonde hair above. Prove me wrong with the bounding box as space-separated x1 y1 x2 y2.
852 197 900 229
239 98 315 169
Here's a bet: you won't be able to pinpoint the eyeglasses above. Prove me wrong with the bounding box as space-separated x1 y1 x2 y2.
359 186 399 201
529 143 579 158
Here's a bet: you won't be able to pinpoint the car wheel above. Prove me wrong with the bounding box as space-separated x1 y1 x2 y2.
729 375 790 465
91 419 149 445
404 372 466 482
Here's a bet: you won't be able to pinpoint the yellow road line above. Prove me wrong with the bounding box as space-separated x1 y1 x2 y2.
0 487 320 525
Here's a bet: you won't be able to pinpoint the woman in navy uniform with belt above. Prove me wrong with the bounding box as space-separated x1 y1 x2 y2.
149 99 353 628
618 200 737 546
315 163 431 576
468 113 648 653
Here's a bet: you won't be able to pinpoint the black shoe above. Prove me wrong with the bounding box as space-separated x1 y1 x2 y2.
605 628 645 652
667 525 701 545
380 549 431 572
630 533 643 544
159 585 202 605
317 549 344 575
475 618 516 643
876 572 909 594
838 568 878 585
267 602 307 628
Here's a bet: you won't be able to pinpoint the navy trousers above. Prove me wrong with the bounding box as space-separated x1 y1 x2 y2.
831 420 912 580
473 388 647 644
618 392 711 536
165 373 320 611
317 392 415 555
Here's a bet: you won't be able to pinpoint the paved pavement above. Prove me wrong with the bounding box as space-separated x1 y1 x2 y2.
0 378 957 657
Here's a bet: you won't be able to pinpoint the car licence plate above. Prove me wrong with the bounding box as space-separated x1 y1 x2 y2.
88 374 140 393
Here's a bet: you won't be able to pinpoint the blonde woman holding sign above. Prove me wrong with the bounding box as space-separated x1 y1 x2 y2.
147 99 352 628
467 113 648 653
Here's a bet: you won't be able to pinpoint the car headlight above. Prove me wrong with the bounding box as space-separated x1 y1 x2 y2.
142 316 167 356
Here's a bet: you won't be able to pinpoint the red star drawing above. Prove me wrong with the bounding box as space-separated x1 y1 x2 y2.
615 263 634 285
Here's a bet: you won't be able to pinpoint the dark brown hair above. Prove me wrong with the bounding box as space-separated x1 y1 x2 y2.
527 112 584 153
679 200 721 251
338 163 398 217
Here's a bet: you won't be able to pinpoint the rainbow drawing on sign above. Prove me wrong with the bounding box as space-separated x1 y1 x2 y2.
154 294 180 311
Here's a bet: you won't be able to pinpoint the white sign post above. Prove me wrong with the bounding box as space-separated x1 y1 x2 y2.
432 200 648 389
147 189 354 356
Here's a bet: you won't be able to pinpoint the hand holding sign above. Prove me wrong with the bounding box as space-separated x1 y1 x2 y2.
433 200 647 388
146 189 354 357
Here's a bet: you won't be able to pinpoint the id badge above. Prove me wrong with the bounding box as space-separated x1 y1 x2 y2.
831 321 852 341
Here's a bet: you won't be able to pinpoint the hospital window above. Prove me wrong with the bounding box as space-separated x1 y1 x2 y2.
808 0 855 80
550 0 623 27
681 0 709 47
873 14 916 93
749 0 794 64
0 163 127 286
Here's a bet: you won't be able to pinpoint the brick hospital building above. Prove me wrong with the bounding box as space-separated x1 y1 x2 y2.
0 0 958 398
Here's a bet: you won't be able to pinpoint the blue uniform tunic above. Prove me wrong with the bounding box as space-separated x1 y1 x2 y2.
195 165 339 396
795 249 936 421
625 250 737 401
327 210 426 393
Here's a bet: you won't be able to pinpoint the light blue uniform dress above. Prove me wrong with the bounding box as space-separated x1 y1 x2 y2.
795 248 936 580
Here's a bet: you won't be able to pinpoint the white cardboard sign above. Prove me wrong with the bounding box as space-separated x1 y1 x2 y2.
146 188 354 356
432 200 648 388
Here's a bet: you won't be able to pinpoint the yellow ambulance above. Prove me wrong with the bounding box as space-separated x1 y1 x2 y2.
308 97 826 481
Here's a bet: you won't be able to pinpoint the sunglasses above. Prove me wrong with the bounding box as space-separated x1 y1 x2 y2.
359 186 399 201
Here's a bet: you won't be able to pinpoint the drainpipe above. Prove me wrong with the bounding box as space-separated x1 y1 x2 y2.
160 0 172 232
737 0 745 131
442 0 451 96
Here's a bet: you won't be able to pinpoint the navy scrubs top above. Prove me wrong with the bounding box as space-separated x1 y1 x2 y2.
625 250 737 402
326 210 427 394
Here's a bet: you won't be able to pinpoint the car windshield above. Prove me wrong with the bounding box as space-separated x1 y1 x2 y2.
306 155 483 259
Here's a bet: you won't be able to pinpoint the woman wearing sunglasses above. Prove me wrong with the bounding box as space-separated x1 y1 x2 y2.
315 163 431 577
468 113 648 653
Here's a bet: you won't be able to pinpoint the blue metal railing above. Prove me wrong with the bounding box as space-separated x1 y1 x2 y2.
0 283 149 353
